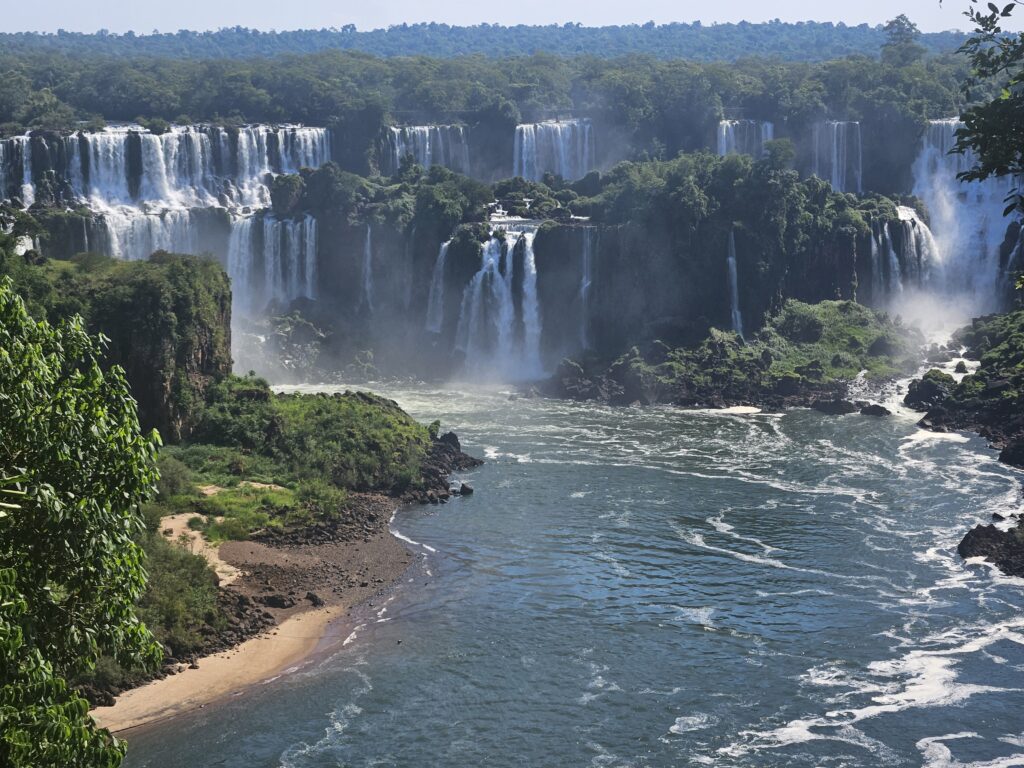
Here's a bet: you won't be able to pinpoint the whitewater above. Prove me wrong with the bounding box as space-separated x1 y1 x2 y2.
124 382 1024 767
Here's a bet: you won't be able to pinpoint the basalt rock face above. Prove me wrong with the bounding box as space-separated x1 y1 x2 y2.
93 254 233 441
414 431 484 502
915 311 1024 468
958 522 1024 578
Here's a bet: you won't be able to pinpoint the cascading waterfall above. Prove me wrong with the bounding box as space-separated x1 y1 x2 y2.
454 225 545 380
717 120 774 158
513 119 595 182
384 126 471 176
97 208 198 262
811 121 862 193
912 118 1020 310
882 222 904 297
227 214 318 315
262 215 318 306
18 136 34 207
228 216 256 312
425 240 451 334
896 205 940 290
361 224 375 313
520 231 543 375
870 224 884 301
579 228 596 349
5 124 331 212
0 124 331 334
727 230 744 339
867 209 942 304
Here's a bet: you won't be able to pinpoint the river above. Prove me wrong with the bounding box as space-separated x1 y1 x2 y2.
124 383 1024 767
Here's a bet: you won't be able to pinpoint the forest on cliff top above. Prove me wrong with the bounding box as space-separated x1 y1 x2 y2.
0 21 967 61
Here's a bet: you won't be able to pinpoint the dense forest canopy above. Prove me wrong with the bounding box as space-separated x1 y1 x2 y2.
0 44 974 163
0 22 968 62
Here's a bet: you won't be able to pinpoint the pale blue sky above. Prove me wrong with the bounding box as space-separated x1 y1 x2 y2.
3 0 1016 34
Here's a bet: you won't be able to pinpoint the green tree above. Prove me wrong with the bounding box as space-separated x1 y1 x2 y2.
956 1 1023 216
881 14 927 65
0 277 161 767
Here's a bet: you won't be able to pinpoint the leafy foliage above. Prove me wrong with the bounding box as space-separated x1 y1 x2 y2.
0 247 232 441
956 1 1024 216
562 300 921 406
0 278 160 767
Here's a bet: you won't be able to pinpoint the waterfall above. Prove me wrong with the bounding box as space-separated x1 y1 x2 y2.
2 123 331 213
228 214 317 315
425 240 451 333
812 121 862 193
717 120 774 158
360 224 374 313
896 205 941 289
18 136 34 207
870 223 885 302
262 216 317 305
520 231 543 375
882 223 904 296
727 230 744 339
868 208 943 304
513 119 595 182
228 216 256 312
384 126 471 176
97 208 199 261
911 118 1019 311
454 225 545 380
579 228 595 349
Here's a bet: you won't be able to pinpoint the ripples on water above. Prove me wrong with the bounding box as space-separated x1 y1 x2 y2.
125 383 1024 767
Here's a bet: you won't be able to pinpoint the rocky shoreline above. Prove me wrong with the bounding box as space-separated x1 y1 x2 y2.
86 432 481 714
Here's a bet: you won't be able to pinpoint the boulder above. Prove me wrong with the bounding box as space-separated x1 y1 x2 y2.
438 431 462 452
460 482 474 495
958 522 1024 578
773 373 802 396
998 439 1024 469
903 369 955 411
306 591 325 607
955 360 968 374
811 399 858 415
860 403 892 417
257 593 297 609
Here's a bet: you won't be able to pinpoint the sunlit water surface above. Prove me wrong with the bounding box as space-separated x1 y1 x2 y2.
124 383 1024 767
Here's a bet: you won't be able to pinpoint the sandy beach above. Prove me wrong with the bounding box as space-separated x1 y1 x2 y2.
91 496 413 734
91 606 343 732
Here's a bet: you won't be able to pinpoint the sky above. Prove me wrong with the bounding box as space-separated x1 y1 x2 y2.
2 0 1018 34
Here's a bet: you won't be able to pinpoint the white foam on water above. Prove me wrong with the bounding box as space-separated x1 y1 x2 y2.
901 430 972 449
594 550 631 578
342 624 366 647
668 713 717 734
917 732 1024 768
694 405 762 415
707 512 780 554
723 616 1024 760
676 525 836 578
391 529 437 553
279 665 373 767
673 606 716 629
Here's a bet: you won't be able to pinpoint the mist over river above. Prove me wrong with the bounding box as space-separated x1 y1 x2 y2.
124 384 1024 767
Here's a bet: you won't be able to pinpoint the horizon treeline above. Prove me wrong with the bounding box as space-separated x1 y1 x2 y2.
0 21 967 61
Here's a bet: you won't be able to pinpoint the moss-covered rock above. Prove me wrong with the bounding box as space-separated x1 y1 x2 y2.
916 309 1024 467
548 299 922 408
